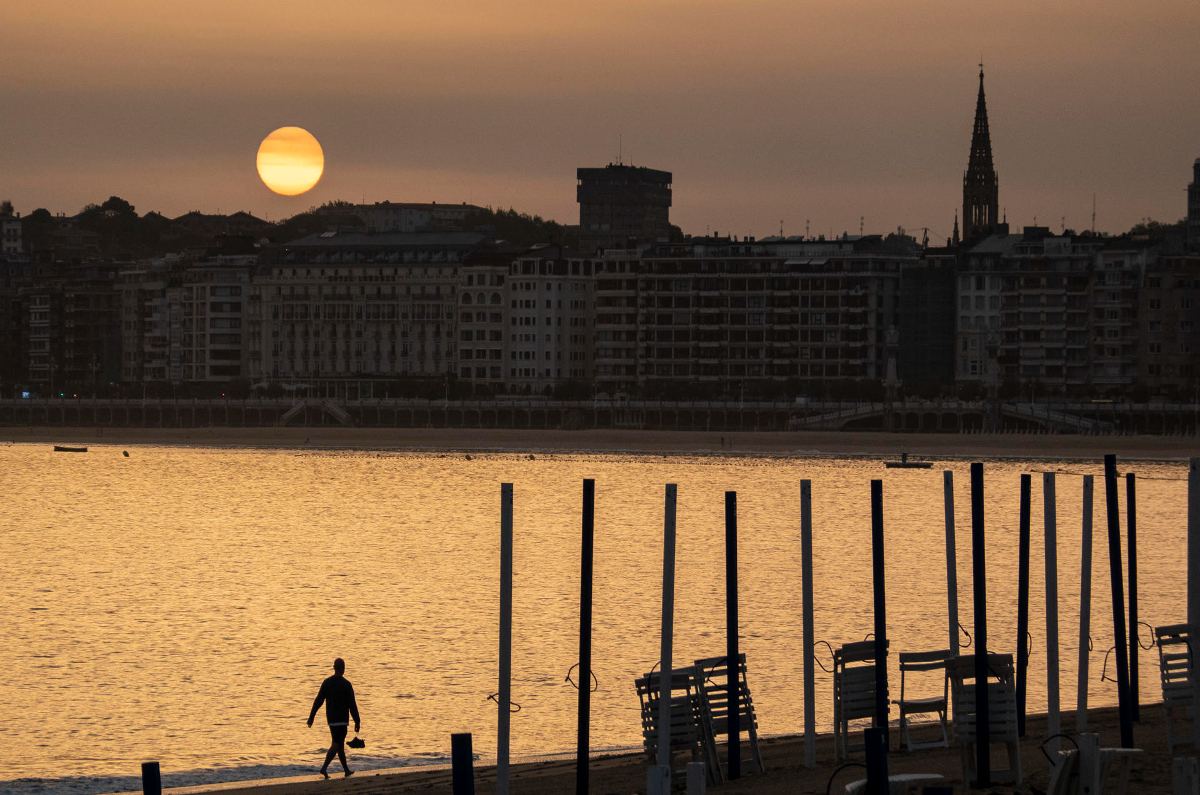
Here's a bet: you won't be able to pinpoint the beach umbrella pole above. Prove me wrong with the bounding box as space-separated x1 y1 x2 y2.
1044 472 1061 753
970 462 991 786
576 479 595 794
648 484 677 795
801 480 817 768
1190 457 1200 750
451 733 475 795
870 479 888 747
725 491 741 780
497 483 514 795
1126 472 1139 721
1103 454 1134 748
1016 473 1031 737
944 471 960 658
1077 475 1094 732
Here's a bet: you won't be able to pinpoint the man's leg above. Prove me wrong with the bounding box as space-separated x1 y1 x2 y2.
320 728 337 777
331 726 351 775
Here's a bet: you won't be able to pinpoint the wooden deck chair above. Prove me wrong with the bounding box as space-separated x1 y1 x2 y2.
1155 623 1195 757
692 653 767 777
947 653 1022 787
897 649 951 751
833 639 889 761
635 666 722 784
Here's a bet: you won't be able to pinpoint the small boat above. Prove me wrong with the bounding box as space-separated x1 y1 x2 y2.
885 452 931 469
53 445 88 453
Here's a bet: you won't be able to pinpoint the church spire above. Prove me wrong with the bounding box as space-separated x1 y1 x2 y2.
963 65 999 241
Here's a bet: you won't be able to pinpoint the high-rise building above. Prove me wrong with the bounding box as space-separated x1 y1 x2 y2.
577 164 672 254
962 68 1000 242
1188 158 1200 252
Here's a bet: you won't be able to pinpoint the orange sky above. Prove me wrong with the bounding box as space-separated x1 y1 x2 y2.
2 0 1198 237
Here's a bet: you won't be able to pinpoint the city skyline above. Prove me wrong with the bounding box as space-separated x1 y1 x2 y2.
4 1 1199 237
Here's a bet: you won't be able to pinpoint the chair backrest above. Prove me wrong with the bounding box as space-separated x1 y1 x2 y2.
835 640 890 722
692 653 757 731
835 639 887 667
899 649 950 702
946 653 1018 741
1155 623 1193 695
635 667 705 758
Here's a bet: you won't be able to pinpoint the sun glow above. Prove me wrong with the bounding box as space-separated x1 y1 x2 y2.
256 126 324 196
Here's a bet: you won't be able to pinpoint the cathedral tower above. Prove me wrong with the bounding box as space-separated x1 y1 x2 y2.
962 67 999 241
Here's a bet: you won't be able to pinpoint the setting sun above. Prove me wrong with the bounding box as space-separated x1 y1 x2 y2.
256 126 324 196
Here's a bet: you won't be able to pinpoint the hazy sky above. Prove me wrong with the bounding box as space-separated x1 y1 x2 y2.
3 1 1198 238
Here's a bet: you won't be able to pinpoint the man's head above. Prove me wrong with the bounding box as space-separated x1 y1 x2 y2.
333 658 345 675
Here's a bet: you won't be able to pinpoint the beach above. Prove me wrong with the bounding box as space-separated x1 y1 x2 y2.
5 425 1198 460
154 705 1178 794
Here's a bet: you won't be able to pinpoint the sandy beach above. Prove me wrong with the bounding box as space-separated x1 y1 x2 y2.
150 704 1180 794
5 426 1198 460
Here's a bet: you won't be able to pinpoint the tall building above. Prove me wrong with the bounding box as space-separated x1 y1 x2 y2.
577 164 672 254
0 202 21 256
962 68 1000 242
1188 158 1200 252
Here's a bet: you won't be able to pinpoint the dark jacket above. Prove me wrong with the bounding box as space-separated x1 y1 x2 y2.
309 674 360 726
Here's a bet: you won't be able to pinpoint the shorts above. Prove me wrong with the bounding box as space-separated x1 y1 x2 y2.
328 725 348 744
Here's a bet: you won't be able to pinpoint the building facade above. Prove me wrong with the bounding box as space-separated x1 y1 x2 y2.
577 164 672 254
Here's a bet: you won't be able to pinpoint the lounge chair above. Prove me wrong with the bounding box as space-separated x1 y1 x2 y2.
634 665 722 784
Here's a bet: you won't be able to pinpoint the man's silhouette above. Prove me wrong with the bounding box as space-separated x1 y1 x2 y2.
307 657 361 779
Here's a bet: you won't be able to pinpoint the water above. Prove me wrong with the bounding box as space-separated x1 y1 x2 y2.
0 444 1189 792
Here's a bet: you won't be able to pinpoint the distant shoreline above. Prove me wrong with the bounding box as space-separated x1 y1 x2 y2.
4 426 1196 462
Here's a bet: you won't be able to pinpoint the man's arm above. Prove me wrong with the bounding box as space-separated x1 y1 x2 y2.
307 680 327 727
349 683 361 732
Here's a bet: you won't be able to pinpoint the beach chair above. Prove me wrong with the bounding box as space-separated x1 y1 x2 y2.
635 665 723 784
692 654 767 777
947 653 1021 787
833 639 889 761
1155 623 1195 757
897 649 951 751
1046 733 1142 795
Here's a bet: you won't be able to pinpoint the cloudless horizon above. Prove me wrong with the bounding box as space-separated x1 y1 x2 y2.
3 1 1199 238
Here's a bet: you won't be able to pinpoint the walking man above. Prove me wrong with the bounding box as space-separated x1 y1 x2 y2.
307 657 361 778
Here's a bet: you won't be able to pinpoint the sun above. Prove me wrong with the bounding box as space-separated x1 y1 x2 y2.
256 126 324 196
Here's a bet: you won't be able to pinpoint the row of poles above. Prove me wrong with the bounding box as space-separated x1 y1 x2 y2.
445 454 1200 795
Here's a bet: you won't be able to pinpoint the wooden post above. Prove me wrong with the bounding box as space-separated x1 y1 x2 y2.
652 484 678 792
497 483 514 795
870 480 889 747
1126 472 1139 721
944 471 960 658
141 762 161 795
801 479 817 768
577 479 595 794
451 733 476 795
725 491 741 780
1103 454 1133 748
1077 475 1094 732
1044 472 1061 750
970 462 991 786
1016 473 1031 737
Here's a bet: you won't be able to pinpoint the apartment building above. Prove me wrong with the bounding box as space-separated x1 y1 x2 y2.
505 246 595 393
249 232 483 384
